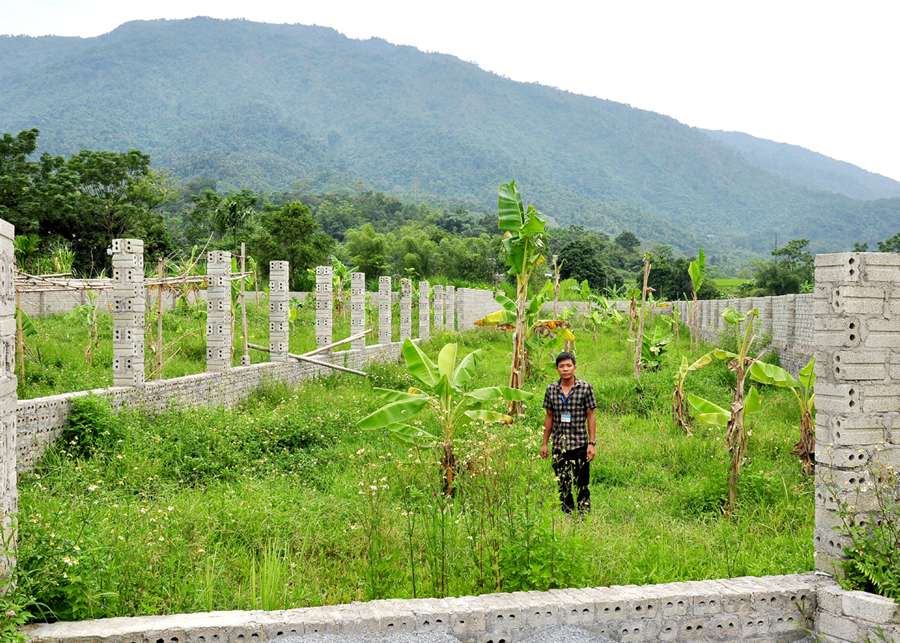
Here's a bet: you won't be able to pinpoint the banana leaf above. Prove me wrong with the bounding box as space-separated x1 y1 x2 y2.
465 386 534 402
437 343 458 380
383 423 437 447
688 394 731 428
401 338 439 388
358 396 430 430
464 409 514 424
749 361 799 389
451 349 481 389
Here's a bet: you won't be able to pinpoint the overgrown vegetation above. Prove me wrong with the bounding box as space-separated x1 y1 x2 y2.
11 322 815 623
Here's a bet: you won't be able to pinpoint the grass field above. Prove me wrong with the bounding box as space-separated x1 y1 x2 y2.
13 317 814 623
712 278 746 296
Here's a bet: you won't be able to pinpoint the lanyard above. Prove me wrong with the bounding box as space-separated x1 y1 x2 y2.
559 388 573 412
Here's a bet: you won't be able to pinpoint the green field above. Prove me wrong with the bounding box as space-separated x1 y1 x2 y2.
13 315 815 623
712 278 746 296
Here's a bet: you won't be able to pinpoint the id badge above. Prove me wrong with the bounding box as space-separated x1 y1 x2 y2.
561 414 572 423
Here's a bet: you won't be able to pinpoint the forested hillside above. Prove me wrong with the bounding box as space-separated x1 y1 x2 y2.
2 17 898 258
702 129 900 201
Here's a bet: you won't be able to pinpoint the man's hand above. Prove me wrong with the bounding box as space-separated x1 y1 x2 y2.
540 443 549 459
586 444 596 462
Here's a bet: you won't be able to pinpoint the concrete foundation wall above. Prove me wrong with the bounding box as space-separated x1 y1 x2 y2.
15 342 405 472
25 573 822 643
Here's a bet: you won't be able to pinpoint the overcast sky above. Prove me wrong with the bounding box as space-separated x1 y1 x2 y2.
3 0 899 182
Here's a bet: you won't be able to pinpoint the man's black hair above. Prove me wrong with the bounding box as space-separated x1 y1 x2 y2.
555 352 576 367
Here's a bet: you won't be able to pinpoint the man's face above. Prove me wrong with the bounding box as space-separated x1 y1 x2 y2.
556 359 576 380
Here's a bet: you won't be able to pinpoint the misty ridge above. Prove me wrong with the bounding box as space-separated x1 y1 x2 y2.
1 16 899 263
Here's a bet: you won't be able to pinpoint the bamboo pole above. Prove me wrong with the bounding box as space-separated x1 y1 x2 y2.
633 256 651 379
240 243 249 366
253 267 260 307
16 288 24 382
303 329 372 356
157 259 164 380
247 343 367 376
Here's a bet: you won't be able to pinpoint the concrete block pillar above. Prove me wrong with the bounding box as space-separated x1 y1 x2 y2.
351 272 366 350
433 285 444 333
0 219 16 576
813 252 900 572
419 281 430 340
446 285 456 331
206 250 231 372
111 239 145 386
400 278 412 341
315 266 333 350
379 276 391 345
269 261 289 362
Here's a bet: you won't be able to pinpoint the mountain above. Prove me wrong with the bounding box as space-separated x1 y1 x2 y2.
2 17 898 260
701 129 900 201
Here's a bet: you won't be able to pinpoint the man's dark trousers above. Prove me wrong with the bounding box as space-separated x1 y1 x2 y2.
552 446 590 514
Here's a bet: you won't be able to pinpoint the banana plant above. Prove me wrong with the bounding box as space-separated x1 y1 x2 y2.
688 249 705 351
68 289 101 366
672 352 714 433
591 295 625 340
628 324 674 371
331 255 358 317
498 180 547 412
687 305 760 514
358 339 532 493
577 279 592 330
475 280 575 379
750 357 816 474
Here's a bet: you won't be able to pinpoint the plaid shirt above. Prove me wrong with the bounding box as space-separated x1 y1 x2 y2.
543 377 597 451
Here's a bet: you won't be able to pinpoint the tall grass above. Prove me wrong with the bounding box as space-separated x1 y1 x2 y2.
15 319 814 623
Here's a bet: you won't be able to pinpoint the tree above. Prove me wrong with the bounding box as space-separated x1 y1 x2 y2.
2 129 178 274
751 239 814 296
614 231 640 253
253 201 335 290
345 223 392 277
877 232 900 253
190 188 257 249
557 236 622 294
0 128 41 235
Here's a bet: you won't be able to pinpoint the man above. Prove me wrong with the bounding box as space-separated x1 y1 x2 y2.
540 351 597 515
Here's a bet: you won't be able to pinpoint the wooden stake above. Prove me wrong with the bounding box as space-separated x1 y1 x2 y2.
157 259 164 380
633 256 651 379
240 242 249 366
247 342 367 376
16 288 24 382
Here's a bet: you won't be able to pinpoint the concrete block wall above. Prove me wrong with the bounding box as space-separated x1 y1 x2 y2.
24 573 821 643
0 220 15 576
14 340 410 472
